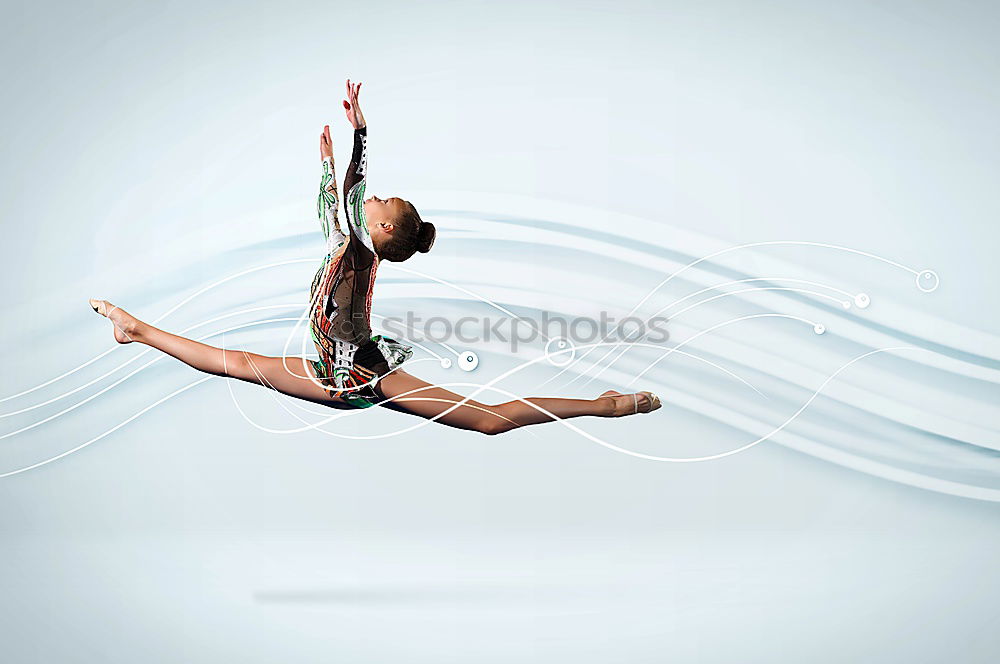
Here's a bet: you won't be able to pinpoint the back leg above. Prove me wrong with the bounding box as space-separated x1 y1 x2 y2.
376 369 661 435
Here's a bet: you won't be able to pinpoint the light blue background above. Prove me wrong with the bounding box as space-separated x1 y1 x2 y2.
2 1 998 662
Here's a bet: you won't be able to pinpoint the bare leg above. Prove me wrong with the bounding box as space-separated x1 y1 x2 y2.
89 300 344 407
88 300 660 425
377 369 660 435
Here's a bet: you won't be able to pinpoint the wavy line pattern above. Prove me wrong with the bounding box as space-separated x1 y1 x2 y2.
2 194 997 500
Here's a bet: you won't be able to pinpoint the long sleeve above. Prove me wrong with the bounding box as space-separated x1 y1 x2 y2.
317 157 346 254
326 126 376 381
343 126 376 259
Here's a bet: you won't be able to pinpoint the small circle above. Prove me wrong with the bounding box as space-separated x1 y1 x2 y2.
458 351 479 372
440 358 453 369
545 337 576 367
916 269 939 293
854 293 870 309
813 324 826 335
842 301 852 310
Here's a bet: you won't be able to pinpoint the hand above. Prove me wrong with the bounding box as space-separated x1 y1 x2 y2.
319 124 334 161
343 78 366 129
320 124 333 161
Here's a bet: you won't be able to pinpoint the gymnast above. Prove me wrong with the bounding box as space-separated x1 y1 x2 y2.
90 79 660 434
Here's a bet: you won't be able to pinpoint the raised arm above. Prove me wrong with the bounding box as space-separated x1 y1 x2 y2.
341 79 376 259
317 124 346 254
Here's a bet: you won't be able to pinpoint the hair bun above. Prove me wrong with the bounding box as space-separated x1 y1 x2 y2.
416 221 436 253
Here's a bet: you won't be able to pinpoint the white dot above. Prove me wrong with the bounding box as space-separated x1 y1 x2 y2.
854 293 870 309
545 337 576 367
440 358 452 369
458 351 479 372
916 270 939 293
813 324 826 335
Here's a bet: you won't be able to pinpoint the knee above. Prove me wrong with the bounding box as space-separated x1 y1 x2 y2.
474 409 517 436
477 419 512 436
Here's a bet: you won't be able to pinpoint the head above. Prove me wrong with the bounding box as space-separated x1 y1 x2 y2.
363 195 436 262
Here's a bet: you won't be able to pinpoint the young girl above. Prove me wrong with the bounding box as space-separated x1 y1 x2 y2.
90 79 660 435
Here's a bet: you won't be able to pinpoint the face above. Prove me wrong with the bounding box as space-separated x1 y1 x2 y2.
363 195 409 248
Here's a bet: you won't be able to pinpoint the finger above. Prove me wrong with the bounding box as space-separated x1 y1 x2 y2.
343 99 350 110
346 79 351 97
356 81 362 98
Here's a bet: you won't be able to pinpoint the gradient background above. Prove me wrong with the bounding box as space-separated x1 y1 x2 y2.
2 1 999 662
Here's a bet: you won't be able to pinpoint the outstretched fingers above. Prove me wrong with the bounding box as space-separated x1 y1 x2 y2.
346 78 361 104
342 78 366 129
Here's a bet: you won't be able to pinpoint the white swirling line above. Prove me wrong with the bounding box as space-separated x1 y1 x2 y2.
0 309 766 446
0 241 957 487
0 238 925 405
0 257 803 419
550 240 935 386
567 281 851 390
0 262 784 429
0 340 964 501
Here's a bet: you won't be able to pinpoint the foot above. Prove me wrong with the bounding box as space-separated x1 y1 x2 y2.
89 299 139 344
600 390 662 416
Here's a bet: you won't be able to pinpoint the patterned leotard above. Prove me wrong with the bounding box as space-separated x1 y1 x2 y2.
308 126 412 407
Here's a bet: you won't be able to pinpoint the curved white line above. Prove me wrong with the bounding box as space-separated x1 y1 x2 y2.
6 342 994 502
0 378 213 479
0 258 320 404
0 304 309 418
654 277 854 319
628 240 917 321
229 342 766 439
572 287 843 389
221 335 774 438
626 313 817 385
0 317 307 441
215 329 772 437
560 241 918 387
386 263 553 343
236 355 528 437
591 347 937 462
